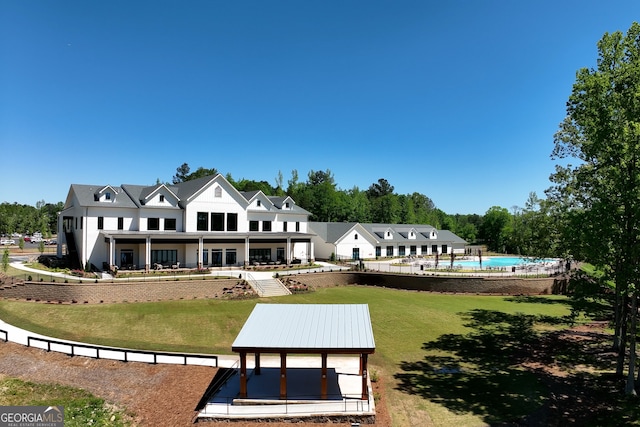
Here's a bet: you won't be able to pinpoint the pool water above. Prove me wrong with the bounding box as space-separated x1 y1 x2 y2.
454 256 557 269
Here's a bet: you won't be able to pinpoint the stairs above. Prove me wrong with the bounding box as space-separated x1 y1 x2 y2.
64 231 82 270
245 274 291 297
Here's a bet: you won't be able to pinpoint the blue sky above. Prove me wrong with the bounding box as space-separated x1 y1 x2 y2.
1 1 638 214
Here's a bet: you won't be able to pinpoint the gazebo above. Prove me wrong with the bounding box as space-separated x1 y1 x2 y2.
231 303 376 400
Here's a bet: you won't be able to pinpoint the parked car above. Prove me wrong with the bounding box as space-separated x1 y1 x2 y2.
0 239 15 245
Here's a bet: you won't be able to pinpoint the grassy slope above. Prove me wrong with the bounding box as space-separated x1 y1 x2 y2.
0 286 575 426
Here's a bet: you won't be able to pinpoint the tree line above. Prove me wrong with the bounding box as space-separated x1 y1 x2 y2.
0 201 63 238
170 163 553 255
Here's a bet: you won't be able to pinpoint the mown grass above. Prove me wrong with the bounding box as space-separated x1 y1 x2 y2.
0 286 581 426
0 377 130 426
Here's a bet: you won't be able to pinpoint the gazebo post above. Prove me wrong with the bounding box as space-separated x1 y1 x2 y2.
255 352 261 375
361 353 369 400
321 352 328 399
280 352 287 399
239 352 247 398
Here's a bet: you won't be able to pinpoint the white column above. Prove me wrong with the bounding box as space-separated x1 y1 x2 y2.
245 236 250 266
145 236 151 271
109 237 115 267
287 237 291 264
310 241 314 262
198 237 204 269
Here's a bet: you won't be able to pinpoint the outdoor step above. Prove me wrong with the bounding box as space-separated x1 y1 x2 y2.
252 278 291 297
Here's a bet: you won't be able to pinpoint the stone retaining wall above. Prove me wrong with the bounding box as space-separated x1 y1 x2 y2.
0 271 568 304
284 272 568 295
0 279 253 304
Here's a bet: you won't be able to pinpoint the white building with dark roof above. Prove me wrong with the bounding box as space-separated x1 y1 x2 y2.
57 174 314 270
308 222 467 261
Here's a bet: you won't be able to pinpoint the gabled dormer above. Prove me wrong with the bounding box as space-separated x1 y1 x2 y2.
245 191 273 211
94 185 118 202
269 196 295 210
397 227 419 239
139 184 179 207
372 227 395 240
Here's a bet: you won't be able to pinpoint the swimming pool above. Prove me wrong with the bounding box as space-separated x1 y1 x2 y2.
453 256 558 269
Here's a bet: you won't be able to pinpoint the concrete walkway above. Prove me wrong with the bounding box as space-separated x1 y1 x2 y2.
8 260 350 283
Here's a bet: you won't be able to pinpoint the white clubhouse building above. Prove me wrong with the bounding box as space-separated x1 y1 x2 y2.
57 174 466 270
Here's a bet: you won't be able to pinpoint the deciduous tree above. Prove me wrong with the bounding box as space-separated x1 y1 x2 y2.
547 22 640 394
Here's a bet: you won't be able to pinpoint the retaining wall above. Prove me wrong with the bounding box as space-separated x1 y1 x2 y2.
285 272 567 295
0 271 568 304
0 279 251 304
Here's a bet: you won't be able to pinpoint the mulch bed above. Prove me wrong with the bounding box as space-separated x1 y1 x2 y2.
0 342 391 426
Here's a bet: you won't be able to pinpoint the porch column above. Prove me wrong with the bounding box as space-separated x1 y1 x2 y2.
321 353 328 399
361 353 369 400
145 236 151 271
286 237 291 264
245 237 250 266
239 352 248 398
280 352 287 399
309 241 314 262
109 237 115 268
198 237 204 269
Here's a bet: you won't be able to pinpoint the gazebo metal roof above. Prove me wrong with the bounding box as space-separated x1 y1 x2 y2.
231 303 376 401
232 304 375 354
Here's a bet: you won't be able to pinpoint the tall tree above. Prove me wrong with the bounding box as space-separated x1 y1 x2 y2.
547 22 640 394
479 206 511 252
172 163 218 183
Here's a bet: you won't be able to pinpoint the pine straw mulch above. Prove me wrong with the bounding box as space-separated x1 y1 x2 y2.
0 341 391 427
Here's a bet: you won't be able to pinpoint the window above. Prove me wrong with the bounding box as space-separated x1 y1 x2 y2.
148 217 159 230
296 221 300 232
227 213 238 231
249 221 259 231
214 186 222 197
285 202 290 208
257 200 261 207
399 246 406 256
442 244 448 254
211 213 224 231
352 248 360 260
211 249 222 266
410 245 417 255
249 248 271 264
151 250 177 266
80 217 83 229
105 192 111 200
277 247 285 262
421 245 428 255
432 244 438 254
283 221 288 232
117 217 124 230
97 217 104 230
160 194 165 202
354 233 358 240
197 212 208 231
375 246 381 257
262 220 272 231
226 249 237 265
165 218 176 231
386 246 393 256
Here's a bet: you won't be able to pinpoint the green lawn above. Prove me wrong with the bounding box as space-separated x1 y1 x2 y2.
0 286 585 426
